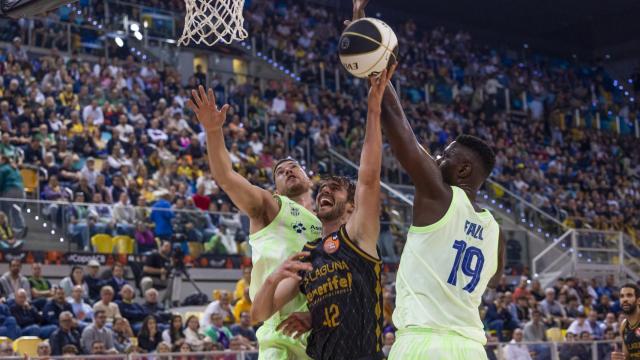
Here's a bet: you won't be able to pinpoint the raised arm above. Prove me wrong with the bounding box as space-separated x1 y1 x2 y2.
380 84 450 202
251 252 312 323
346 67 395 257
187 86 277 223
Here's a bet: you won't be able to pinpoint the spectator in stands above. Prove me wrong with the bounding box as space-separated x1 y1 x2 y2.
233 288 252 323
156 341 172 356
105 263 128 300
184 315 209 351
230 311 256 347
37 341 52 359
172 196 203 242
90 340 108 355
66 192 91 250
382 333 396 358
484 293 518 342
540 288 567 328
150 190 174 240
112 317 134 353
567 311 592 336
595 294 615 316
587 310 605 340
88 192 116 235
202 290 235 328
59 265 89 298
61 344 79 357
116 284 148 333
0 259 31 301
137 315 163 353
9 37 28 62
113 192 136 236
43 286 74 327
559 332 589 359
141 288 170 323
523 309 546 342
135 221 156 253
504 328 532 360
162 314 186 347
28 262 53 310
10 288 56 338
49 311 82 356
0 302 19 339
81 309 115 354
141 241 172 293
233 266 251 303
68 284 93 329
84 260 104 303
0 211 21 249
93 286 121 325
0 155 25 234
204 312 233 349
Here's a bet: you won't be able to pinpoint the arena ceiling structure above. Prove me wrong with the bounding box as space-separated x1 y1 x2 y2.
357 0 640 60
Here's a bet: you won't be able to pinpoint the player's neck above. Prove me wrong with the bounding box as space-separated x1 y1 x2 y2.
629 311 640 326
288 190 314 212
321 218 342 238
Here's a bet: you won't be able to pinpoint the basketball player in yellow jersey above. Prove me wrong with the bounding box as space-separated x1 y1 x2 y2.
188 86 321 360
612 283 640 360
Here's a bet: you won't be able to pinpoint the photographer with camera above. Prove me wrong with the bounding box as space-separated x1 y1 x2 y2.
141 241 172 294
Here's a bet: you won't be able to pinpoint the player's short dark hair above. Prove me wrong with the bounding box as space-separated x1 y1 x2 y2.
272 157 302 182
318 176 356 204
455 134 495 178
621 283 640 297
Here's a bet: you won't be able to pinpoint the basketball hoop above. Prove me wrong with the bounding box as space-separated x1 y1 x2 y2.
178 0 248 47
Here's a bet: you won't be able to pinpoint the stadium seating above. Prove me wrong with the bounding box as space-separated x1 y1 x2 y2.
91 234 114 253
12 336 41 356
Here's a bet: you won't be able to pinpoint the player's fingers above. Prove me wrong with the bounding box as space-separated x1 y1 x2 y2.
219 104 230 117
288 251 310 261
288 261 313 272
386 63 398 82
207 88 216 108
191 89 203 107
198 85 208 105
281 270 301 280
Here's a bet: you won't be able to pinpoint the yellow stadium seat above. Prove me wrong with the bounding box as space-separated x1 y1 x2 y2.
20 168 39 199
546 327 564 342
212 289 221 301
113 235 135 254
0 336 10 344
188 241 204 258
93 158 105 171
131 337 138 347
91 234 113 253
12 336 41 356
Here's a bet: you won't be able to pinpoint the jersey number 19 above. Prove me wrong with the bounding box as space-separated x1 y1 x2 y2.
447 240 484 293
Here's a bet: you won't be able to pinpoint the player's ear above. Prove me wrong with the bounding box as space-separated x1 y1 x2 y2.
458 161 472 179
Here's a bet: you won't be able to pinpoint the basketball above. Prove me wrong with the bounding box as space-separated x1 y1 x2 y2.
338 17 399 78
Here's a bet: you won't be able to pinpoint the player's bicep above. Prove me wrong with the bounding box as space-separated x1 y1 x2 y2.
221 172 276 219
487 230 506 289
346 185 381 254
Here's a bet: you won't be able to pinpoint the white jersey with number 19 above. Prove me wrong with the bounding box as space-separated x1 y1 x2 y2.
392 186 500 344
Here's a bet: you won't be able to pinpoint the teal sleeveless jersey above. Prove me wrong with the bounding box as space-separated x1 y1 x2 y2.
393 186 500 344
249 195 322 326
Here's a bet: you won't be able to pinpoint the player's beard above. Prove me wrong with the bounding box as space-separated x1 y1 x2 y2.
281 177 309 198
622 303 637 315
318 200 346 222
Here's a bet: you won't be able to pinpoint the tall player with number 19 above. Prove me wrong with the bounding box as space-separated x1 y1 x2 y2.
342 1 508 355
379 83 505 358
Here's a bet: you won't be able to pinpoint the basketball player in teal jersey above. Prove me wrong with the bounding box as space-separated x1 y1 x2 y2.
251 68 395 360
187 86 321 360
348 2 505 359
612 283 640 360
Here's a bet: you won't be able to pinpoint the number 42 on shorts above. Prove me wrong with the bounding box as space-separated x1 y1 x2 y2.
447 240 485 293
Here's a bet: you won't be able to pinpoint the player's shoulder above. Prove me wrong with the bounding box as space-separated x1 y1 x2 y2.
303 236 323 250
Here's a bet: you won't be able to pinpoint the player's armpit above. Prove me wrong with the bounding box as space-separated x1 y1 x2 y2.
487 230 506 289
380 83 450 202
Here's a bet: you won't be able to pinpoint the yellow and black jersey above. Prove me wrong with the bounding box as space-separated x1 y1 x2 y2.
623 319 640 359
300 225 384 360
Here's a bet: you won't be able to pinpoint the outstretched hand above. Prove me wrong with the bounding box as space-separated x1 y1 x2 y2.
186 85 230 133
367 64 397 112
277 311 312 338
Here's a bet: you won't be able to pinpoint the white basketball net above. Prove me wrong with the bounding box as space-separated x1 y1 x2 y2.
178 0 248 46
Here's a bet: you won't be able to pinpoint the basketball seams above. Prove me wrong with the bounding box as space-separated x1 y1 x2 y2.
340 31 398 77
